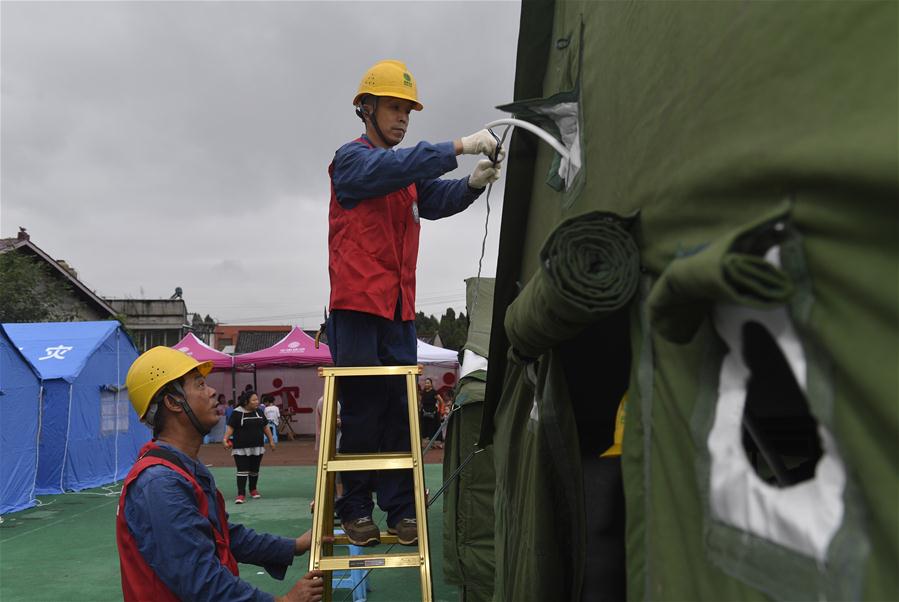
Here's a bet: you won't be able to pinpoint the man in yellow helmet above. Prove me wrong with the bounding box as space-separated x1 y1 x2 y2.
116 346 327 602
326 59 504 547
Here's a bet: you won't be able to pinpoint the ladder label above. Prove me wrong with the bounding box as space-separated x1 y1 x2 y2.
349 559 386 568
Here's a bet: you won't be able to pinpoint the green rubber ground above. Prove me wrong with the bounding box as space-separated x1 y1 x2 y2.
0 465 457 601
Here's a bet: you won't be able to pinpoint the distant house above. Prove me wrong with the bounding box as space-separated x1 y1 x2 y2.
0 228 118 321
213 324 292 354
107 293 216 353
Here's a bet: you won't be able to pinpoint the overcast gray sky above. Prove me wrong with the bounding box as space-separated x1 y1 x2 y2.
1 0 520 328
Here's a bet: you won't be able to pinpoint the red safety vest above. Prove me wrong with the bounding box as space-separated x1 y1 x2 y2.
328 137 421 321
116 441 239 602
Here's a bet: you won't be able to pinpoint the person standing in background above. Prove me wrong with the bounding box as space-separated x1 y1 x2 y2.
224 390 275 503
419 378 444 449
262 393 281 444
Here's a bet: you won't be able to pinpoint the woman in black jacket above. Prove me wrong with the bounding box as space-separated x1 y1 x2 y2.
223 389 275 503
419 378 444 449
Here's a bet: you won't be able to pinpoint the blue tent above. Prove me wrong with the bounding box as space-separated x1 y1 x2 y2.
0 328 41 514
1 321 146 497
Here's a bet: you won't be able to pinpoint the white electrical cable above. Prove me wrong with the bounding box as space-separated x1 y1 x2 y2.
470 117 570 317
470 117 570 315
71 484 121 497
485 118 570 162
468 124 515 319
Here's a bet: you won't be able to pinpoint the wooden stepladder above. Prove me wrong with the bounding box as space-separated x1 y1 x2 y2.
310 365 432 602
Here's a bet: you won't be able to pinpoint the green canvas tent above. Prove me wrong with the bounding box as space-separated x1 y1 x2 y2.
483 1 897 601
443 277 497 602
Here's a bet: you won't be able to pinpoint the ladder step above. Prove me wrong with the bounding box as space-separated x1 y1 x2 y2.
318 365 421 378
318 552 423 571
326 452 414 472
332 533 400 546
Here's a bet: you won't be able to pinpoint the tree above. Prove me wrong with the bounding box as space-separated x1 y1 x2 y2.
438 307 469 351
415 311 439 341
415 307 469 351
0 251 75 322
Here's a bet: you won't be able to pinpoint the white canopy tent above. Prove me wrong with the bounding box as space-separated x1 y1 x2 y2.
417 339 459 367
417 339 460 398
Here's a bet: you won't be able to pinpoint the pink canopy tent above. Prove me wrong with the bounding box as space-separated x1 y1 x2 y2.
233 326 333 367
232 327 333 438
172 333 237 442
172 332 234 370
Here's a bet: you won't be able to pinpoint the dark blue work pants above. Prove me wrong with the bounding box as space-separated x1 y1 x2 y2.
326 308 417 527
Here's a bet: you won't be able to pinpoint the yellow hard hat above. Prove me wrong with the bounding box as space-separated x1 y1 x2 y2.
126 346 213 421
353 60 423 111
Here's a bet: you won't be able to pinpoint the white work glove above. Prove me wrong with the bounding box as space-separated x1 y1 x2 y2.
460 129 505 162
468 159 502 189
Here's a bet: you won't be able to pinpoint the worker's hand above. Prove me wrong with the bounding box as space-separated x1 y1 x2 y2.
468 159 502 189
460 129 505 161
222 439 232 449
277 570 325 602
270 442 277 452
295 529 334 555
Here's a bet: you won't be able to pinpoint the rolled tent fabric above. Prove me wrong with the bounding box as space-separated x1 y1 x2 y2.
648 206 796 344
504 211 640 358
494 212 638 601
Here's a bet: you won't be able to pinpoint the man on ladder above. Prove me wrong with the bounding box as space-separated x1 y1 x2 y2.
325 59 503 547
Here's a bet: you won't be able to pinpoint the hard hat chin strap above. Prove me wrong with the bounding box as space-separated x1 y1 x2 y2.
175 398 212 436
142 403 159 428
360 96 397 148
167 382 211 437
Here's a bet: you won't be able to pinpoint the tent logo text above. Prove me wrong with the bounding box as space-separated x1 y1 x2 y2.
38 345 74 361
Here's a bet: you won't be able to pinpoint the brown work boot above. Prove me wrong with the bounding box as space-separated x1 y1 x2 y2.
342 516 380 547
387 518 418 546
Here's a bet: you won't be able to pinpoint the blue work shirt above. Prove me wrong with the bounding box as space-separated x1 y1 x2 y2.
331 135 484 216
123 442 295 602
